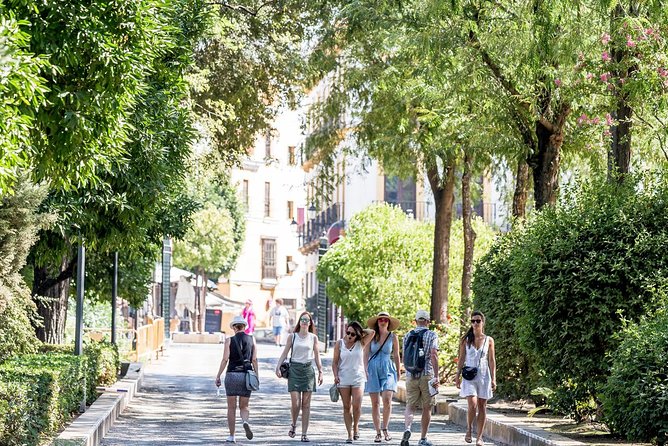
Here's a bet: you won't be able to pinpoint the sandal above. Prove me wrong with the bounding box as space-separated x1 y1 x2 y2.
288 424 296 438
301 434 310 442
374 432 382 443
346 439 353 444
353 431 360 441
464 430 472 443
382 428 392 442
476 440 484 446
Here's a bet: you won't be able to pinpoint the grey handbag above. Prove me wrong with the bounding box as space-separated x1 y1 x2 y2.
329 384 340 402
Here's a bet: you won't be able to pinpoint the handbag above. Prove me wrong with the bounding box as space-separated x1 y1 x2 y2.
329 384 340 402
245 370 260 391
279 334 296 379
462 337 487 381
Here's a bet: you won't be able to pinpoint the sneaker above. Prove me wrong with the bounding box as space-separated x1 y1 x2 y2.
225 435 236 443
417 439 433 446
400 430 411 446
243 421 253 440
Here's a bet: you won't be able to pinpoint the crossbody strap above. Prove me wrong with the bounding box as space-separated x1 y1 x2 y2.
368 332 392 363
475 336 488 369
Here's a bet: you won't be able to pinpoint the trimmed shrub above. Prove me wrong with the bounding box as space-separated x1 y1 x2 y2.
601 306 668 444
0 381 30 446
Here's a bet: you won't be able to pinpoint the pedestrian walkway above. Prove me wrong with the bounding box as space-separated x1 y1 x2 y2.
100 343 499 446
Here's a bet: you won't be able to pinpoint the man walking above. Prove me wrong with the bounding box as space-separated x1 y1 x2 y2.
271 298 290 346
401 309 439 446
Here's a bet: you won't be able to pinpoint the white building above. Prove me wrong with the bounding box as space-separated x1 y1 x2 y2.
218 107 306 331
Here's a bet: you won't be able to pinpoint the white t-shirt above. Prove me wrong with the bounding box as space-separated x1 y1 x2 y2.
272 305 289 328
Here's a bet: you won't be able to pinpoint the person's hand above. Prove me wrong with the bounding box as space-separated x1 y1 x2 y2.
318 370 323 385
275 368 282 378
455 375 461 389
492 380 497 391
215 376 222 387
334 375 340 385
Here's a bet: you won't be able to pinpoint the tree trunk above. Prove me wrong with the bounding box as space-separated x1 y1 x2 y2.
427 159 456 325
608 4 635 182
33 256 74 344
460 150 476 335
531 121 563 209
512 157 530 219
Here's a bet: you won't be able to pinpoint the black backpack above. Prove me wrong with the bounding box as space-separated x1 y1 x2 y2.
403 329 426 377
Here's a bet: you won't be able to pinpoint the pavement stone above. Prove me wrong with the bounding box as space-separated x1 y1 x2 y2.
100 343 501 446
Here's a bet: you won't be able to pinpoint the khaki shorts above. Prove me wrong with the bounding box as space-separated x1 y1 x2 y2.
406 374 435 408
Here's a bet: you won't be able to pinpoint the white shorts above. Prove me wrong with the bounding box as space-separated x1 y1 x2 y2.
459 373 493 400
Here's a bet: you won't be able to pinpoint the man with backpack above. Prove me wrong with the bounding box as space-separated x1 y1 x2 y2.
401 309 439 446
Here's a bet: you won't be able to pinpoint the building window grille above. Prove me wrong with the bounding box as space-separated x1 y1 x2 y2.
262 239 277 279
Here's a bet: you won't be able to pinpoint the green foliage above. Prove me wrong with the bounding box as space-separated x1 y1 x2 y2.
0 178 47 361
0 353 86 445
601 305 668 444
0 381 30 446
317 203 433 326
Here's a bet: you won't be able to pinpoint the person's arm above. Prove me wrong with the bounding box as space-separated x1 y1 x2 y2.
251 337 259 373
313 334 324 385
332 340 341 384
360 328 375 347
455 339 466 389
215 338 231 386
488 336 497 391
275 334 294 377
430 342 440 388
363 340 371 378
392 333 401 375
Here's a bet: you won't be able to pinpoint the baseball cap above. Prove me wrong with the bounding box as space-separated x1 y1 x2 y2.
415 309 430 321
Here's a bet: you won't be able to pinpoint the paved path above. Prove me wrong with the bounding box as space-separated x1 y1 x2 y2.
101 343 499 446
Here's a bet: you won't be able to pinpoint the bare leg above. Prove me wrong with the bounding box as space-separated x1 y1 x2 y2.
420 403 431 439
466 396 477 442
226 396 237 437
301 391 313 435
339 387 353 439
370 392 381 435
351 387 364 437
381 390 393 431
239 396 250 422
476 398 488 445
290 391 301 427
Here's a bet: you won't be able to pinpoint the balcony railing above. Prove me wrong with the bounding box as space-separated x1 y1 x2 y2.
298 202 343 248
455 202 497 223
373 201 432 221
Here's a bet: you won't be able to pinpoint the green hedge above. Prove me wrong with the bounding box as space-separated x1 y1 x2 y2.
601 306 668 444
0 353 86 445
0 381 30 446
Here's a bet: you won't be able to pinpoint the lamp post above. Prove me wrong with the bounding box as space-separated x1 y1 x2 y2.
307 203 316 220
290 218 298 234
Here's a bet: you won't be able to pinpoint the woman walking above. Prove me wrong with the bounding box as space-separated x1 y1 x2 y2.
332 321 375 443
215 315 259 443
365 311 401 443
241 299 256 335
275 311 324 442
455 311 497 446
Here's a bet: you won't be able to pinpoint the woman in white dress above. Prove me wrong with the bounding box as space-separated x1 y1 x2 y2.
332 321 375 443
455 311 496 446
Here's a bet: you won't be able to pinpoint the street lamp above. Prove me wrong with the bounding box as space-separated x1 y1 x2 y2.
307 203 317 220
290 218 298 234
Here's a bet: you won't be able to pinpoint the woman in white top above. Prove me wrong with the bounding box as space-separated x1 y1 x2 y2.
455 311 497 446
332 321 375 443
275 311 324 443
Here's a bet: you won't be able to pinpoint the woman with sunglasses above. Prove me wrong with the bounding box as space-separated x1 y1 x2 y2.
365 311 401 443
332 321 375 443
455 311 496 446
275 311 324 442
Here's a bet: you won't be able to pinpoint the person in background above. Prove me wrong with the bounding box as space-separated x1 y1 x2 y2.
215 315 258 443
400 310 439 446
241 299 256 336
272 298 290 346
275 311 324 442
332 321 375 443
455 311 496 446
365 311 401 443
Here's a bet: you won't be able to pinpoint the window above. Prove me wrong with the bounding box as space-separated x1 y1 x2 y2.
288 146 296 165
286 255 295 275
264 182 271 217
242 180 249 210
287 201 294 220
265 132 271 158
262 239 277 279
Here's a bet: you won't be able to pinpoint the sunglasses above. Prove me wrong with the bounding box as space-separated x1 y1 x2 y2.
346 331 357 337
471 319 483 324
300 317 311 323
377 317 390 323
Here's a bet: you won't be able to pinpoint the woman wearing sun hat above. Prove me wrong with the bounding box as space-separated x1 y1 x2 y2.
365 311 401 443
215 315 258 443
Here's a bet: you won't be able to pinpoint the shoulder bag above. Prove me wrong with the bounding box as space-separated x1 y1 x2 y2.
461 336 487 381
279 334 296 379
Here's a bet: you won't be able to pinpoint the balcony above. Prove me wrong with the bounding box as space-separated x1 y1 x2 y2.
298 202 343 252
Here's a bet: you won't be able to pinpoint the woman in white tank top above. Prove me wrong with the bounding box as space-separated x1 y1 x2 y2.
332 321 375 443
275 311 324 442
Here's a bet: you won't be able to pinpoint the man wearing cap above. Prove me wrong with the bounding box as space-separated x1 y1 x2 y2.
401 310 439 446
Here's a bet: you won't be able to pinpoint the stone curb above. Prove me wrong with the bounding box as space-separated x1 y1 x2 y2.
394 382 586 446
51 363 144 446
